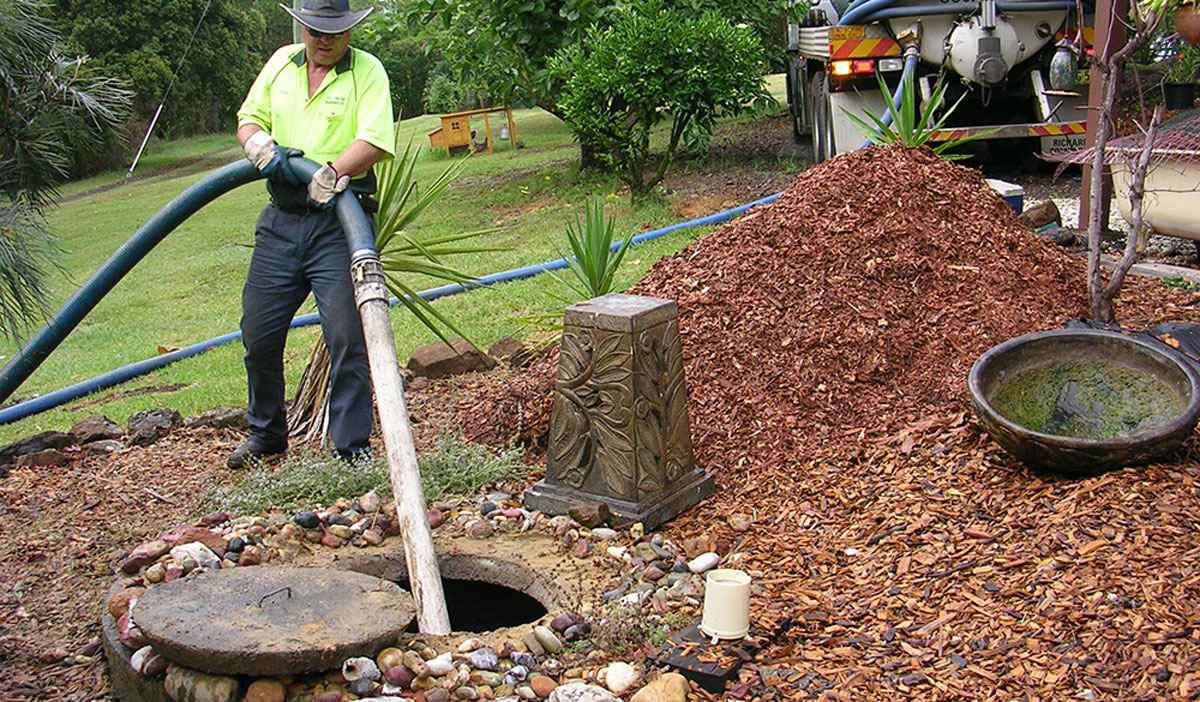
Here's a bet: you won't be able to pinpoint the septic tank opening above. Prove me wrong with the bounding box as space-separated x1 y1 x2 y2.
395 577 548 632
340 551 566 634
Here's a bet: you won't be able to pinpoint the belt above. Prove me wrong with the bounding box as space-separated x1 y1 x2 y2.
271 201 322 216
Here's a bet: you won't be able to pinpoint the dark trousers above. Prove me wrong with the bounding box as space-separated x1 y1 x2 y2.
240 204 372 454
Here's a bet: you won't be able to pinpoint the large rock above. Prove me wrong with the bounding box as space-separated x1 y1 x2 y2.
16 449 69 469
163 666 239 702
0 431 73 466
183 406 247 430
630 673 690 702
488 336 535 368
127 408 182 446
71 415 125 444
1018 200 1061 229
408 338 496 379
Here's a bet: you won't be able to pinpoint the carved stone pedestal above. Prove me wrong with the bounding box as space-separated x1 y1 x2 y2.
523 294 713 530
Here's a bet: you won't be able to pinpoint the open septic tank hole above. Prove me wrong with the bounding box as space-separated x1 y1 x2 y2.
344 551 563 634
395 577 547 632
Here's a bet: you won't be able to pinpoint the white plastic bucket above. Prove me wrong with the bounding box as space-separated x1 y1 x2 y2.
699 569 751 639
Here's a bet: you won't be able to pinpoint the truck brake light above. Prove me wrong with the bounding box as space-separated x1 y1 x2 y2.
832 59 875 76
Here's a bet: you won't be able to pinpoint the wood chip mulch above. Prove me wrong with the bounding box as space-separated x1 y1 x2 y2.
455 144 1200 700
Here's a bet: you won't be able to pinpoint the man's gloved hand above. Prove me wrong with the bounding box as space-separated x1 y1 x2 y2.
307 162 351 209
242 131 304 186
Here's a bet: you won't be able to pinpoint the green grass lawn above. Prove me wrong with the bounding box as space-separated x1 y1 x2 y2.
0 76 794 444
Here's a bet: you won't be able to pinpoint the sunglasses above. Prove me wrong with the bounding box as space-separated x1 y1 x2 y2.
307 28 346 39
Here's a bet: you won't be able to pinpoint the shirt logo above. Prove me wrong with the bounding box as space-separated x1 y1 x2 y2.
325 96 346 107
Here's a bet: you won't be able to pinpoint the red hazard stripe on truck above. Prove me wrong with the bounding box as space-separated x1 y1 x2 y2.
829 38 901 59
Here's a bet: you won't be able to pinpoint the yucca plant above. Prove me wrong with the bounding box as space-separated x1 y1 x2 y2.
289 132 501 443
552 197 634 300
844 70 990 159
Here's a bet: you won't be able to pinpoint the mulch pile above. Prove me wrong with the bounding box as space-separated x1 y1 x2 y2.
456 144 1200 699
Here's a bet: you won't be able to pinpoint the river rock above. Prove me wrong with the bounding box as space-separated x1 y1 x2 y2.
164 666 238 702
630 673 689 702
237 547 263 566
118 612 147 649
458 637 487 653
384 665 414 687
403 650 431 678
687 552 719 574
521 632 545 657
568 502 610 528
244 678 286 702
469 647 499 671
426 651 455 675
530 675 558 698
425 688 451 702
343 656 381 682
159 525 224 551
359 490 381 513
465 520 493 539
510 651 537 668
130 645 168 676
602 662 638 695
549 612 580 633
108 586 145 619
428 508 445 529
294 511 320 529
589 528 618 541
532 626 562 654
548 683 619 702
144 563 166 583
170 542 221 570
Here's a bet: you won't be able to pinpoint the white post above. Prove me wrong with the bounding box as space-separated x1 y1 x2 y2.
352 257 451 635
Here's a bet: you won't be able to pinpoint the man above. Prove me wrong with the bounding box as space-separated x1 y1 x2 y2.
229 0 394 468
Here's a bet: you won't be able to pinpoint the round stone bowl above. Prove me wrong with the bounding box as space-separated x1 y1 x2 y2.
968 329 1200 476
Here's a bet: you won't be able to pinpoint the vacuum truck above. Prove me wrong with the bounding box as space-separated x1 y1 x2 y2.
786 0 1095 161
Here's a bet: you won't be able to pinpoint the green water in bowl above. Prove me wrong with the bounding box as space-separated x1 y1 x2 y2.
991 361 1184 440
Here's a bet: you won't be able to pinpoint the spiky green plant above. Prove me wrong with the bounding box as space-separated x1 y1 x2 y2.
552 197 633 300
844 70 990 160
373 135 502 346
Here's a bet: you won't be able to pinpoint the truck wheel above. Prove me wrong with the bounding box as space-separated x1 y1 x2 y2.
810 72 835 163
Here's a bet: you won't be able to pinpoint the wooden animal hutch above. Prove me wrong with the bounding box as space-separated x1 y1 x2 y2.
427 107 516 156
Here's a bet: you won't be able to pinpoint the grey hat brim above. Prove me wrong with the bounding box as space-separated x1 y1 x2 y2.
279 4 374 33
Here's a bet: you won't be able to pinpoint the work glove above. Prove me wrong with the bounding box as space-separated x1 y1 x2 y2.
242 131 304 186
307 162 351 209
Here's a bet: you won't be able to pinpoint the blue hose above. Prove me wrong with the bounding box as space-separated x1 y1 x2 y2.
0 173 782 425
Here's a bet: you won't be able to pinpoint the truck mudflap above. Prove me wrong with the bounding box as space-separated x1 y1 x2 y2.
930 121 1088 154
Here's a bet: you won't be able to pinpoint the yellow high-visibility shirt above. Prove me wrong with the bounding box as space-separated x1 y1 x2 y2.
237 44 395 171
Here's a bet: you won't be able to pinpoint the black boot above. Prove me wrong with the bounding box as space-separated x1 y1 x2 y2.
227 436 287 469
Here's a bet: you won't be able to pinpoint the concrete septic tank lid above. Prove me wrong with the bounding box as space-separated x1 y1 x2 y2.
131 566 414 676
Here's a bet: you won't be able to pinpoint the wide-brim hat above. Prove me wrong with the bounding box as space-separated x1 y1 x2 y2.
280 0 374 34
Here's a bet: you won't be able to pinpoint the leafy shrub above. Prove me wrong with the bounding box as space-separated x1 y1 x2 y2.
424 74 459 114
551 0 773 200
356 16 438 118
